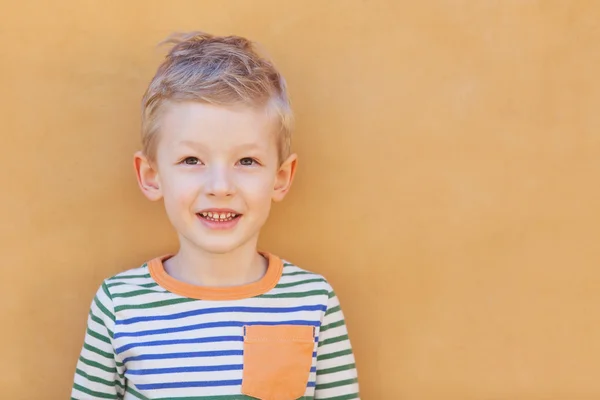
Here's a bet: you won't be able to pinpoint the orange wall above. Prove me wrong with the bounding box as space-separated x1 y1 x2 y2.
2 1 600 399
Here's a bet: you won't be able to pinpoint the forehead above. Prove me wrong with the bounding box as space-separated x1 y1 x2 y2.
157 101 278 151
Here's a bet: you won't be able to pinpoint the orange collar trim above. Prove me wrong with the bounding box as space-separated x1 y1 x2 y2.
148 252 283 300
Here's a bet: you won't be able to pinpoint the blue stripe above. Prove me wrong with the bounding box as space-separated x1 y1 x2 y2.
116 334 319 355
136 379 317 390
116 304 327 325
136 379 242 390
114 320 320 339
128 364 244 375
115 335 242 354
124 350 317 365
126 356 318 370
123 349 243 364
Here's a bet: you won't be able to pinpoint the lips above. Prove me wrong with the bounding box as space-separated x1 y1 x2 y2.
196 209 242 225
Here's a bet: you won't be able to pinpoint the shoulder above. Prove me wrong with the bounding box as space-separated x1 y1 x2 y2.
105 261 152 283
278 257 335 294
100 259 159 298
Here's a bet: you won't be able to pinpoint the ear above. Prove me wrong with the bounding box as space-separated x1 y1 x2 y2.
272 153 298 202
133 151 163 201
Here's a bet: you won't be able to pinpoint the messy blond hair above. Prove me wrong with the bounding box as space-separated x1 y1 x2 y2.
141 31 293 163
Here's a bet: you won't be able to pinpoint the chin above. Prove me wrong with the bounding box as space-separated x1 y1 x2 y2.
194 239 247 255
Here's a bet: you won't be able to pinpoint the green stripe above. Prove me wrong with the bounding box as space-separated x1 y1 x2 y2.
126 386 150 399
95 289 115 323
282 270 311 276
75 368 123 388
316 378 358 391
317 348 353 361
102 282 112 299
106 281 158 289
317 393 359 400
259 289 328 299
156 397 250 400
321 319 345 332
155 396 263 400
153 396 311 400
87 327 111 345
83 343 113 359
72 383 117 399
328 290 336 299
107 271 150 280
79 356 117 374
319 334 349 347
111 289 168 298
325 305 341 317
114 297 195 312
90 312 103 326
276 278 325 288
317 362 356 376
89 313 114 339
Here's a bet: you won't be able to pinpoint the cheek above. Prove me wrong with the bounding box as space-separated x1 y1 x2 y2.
162 173 200 210
236 174 275 202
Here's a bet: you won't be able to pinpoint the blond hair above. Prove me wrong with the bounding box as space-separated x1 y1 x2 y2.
141 31 293 162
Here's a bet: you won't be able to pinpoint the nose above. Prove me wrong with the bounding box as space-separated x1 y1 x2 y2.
205 164 235 197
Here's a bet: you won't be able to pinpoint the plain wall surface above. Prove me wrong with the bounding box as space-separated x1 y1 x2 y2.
2 1 600 399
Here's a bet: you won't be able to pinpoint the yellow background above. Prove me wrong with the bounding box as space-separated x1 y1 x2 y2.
2 1 600 399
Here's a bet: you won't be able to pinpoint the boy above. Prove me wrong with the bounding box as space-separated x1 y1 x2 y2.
71 31 359 400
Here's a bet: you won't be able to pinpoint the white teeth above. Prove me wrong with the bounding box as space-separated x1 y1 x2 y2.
200 211 239 221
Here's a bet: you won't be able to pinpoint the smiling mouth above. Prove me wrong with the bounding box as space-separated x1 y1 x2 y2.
198 212 241 222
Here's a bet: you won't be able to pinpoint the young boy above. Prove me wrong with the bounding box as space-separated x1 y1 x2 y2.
71 31 359 400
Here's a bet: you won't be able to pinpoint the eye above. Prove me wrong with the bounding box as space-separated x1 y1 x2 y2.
182 157 202 165
238 157 259 166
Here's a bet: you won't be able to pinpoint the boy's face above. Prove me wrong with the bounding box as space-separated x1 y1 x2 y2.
134 101 297 255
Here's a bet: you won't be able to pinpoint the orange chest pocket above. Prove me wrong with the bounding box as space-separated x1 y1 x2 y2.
241 324 315 400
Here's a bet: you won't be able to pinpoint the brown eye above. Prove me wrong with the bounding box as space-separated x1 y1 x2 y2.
239 158 256 166
183 157 200 165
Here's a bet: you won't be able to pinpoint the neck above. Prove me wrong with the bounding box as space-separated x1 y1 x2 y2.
163 235 268 287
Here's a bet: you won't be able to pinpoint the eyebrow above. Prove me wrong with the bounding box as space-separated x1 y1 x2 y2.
233 143 264 151
178 140 207 150
178 140 264 151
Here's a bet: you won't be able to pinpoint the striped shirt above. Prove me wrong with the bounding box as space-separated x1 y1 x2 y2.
71 253 359 399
